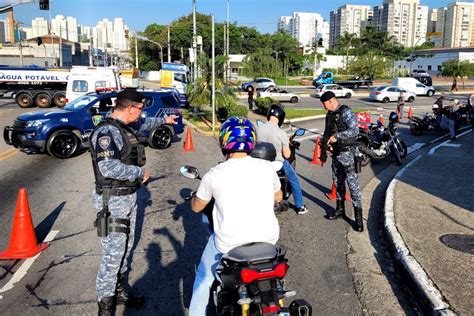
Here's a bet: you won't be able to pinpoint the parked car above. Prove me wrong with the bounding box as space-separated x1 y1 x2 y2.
3 90 184 159
392 77 435 96
369 86 416 103
241 78 276 92
314 84 354 98
411 69 430 77
257 87 300 103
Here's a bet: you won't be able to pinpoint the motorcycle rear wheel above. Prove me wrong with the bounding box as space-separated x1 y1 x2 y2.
410 123 423 136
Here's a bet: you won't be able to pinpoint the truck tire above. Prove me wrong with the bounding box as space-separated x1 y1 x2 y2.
46 130 80 159
53 92 67 107
16 92 34 108
353 83 360 89
35 93 53 108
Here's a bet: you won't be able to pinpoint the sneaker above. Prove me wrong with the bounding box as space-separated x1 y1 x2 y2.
296 205 308 215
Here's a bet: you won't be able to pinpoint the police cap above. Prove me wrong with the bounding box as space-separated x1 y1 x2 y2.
117 89 145 103
320 91 336 103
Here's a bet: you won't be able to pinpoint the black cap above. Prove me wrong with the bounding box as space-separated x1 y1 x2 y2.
320 91 336 102
117 89 145 103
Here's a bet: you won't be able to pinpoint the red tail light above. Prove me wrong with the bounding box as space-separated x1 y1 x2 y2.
240 262 288 284
375 91 381 95
262 305 279 314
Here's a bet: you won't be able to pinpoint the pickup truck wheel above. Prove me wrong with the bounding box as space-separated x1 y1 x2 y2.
427 90 434 97
353 84 360 89
53 92 67 107
382 97 390 103
16 92 34 108
149 126 172 149
46 130 79 159
35 93 53 108
345 93 352 99
290 96 298 103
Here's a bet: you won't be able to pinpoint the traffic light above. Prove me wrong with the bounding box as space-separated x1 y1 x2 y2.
36 37 42 46
39 0 49 10
318 38 323 47
124 30 129 39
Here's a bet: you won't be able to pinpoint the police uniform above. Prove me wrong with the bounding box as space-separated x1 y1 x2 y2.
90 90 150 314
320 91 363 232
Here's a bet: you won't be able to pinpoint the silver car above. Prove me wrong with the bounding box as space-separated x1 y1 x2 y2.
369 86 416 103
257 87 300 103
242 77 276 92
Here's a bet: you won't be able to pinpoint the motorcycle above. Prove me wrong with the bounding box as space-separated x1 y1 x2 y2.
357 112 408 166
179 165 312 316
251 125 306 213
409 104 449 136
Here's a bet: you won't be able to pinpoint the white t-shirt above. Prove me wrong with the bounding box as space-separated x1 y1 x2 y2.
196 156 281 254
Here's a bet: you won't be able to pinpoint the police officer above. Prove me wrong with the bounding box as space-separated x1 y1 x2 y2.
90 89 176 315
319 91 364 232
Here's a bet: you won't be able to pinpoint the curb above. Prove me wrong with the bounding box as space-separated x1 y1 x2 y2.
182 118 216 137
384 156 456 314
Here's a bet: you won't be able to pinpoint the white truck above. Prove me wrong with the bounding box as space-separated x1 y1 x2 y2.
391 77 435 97
0 65 70 108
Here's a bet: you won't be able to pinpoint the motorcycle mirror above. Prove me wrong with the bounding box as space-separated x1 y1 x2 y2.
180 165 200 179
256 119 264 126
294 129 305 136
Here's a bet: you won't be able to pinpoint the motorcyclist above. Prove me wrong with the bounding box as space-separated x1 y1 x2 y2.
256 104 309 215
188 116 282 315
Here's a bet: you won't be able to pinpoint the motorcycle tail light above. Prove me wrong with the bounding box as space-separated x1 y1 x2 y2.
240 262 288 284
262 305 279 314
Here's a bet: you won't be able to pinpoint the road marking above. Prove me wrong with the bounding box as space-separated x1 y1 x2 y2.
290 128 320 142
428 142 461 155
0 148 18 161
407 142 425 154
0 230 59 299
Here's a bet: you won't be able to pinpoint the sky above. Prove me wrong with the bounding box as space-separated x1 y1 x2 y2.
4 0 470 34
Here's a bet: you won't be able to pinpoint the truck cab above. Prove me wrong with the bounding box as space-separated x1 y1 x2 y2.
160 62 190 106
65 67 122 103
312 71 334 86
4 90 183 159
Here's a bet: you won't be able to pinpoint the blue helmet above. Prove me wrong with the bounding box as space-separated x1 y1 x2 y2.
219 116 256 155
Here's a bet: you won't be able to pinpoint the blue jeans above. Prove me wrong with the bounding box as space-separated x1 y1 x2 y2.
189 234 223 316
448 119 456 138
283 159 304 208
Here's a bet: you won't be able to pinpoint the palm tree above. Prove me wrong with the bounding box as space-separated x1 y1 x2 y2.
335 32 357 72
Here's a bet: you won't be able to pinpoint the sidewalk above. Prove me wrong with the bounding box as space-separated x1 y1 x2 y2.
385 129 473 314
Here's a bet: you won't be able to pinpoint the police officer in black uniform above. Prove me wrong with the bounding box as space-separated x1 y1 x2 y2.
90 89 176 315
319 91 364 232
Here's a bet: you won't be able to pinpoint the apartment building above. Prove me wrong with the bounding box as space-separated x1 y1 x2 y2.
373 0 428 47
436 2 474 48
329 4 372 48
278 12 326 50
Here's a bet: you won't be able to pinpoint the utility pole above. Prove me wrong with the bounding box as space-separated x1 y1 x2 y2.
192 0 197 81
212 15 215 135
226 0 230 82
134 35 138 68
167 25 171 63
59 26 63 67
48 10 56 66
89 36 93 66
223 23 226 83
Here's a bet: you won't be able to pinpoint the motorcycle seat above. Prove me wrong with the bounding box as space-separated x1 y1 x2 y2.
224 242 277 264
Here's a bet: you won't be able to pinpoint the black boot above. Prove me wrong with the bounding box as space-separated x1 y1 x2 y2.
116 274 145 306
98 296 115 316
354 207 364 232
328 199 345 220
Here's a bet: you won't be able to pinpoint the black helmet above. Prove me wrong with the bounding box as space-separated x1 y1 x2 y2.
389 111 399 122
267 104 286 127
250 142 277 161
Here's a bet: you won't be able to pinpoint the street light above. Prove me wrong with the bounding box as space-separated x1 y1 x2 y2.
135 34 163 67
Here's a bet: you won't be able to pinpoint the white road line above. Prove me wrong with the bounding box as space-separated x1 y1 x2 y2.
428 142 461 155
407 142 425 155
0 230 59 298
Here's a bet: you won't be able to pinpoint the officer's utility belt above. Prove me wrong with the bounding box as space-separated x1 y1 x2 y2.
95 186 137 196
333 145 357 155
94 217 130 235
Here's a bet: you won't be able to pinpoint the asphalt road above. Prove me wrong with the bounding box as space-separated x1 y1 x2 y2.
0 95 467 315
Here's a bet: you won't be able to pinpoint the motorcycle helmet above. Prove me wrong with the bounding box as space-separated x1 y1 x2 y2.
389 111 399 123
432 104 439 110
219 116 256 155
267 104 286 127
250 142 277 161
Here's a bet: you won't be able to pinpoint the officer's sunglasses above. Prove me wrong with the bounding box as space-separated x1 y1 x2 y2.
130 102 145 111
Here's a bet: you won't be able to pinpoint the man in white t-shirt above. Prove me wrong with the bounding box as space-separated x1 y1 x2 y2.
188 116 282 315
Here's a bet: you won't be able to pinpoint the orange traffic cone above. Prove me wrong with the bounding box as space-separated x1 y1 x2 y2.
345 191 352 201
408 107 413 120
378 114 384 126
0 188 49 259
310 136 322 165
183 127 195 152
326 181 337 200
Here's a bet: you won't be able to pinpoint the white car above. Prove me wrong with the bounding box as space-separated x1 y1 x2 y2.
369 86 416 103
257 87 300 103
314 84 354 98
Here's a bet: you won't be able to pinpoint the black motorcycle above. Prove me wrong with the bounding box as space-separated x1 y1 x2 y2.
409 105 448 136
251 126 306 212
358 112 408 166
179 166 312 316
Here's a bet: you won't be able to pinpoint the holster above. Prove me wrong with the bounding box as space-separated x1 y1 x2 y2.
93 189 131 237
355 155 362 174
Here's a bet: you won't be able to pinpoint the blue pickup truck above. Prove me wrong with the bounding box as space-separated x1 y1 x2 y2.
312 71 372 89
3 90 184 159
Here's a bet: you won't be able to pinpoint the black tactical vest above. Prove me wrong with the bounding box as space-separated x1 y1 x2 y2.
91 118 146 190
328 105 358 151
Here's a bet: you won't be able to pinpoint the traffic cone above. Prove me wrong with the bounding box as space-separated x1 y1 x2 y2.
378 114 384 126
345 191 352 201
408 107 413 120
183 127 195 152
0 188 49 259
310 136 322 165
325 181 337 200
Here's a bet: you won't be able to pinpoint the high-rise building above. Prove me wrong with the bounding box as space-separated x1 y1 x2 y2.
31 17 49 38
112 18 128 51
51 15 67 39
278 12 325 49
436 2 474 48
0 20 6 43
66 16 78 42
373 0 428 47
329 4 372 49
93 19 113 51
428 8 438 33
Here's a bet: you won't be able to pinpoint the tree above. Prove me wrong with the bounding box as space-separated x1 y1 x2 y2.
335 32 357 71
440 59 474 89
348 51 389 80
